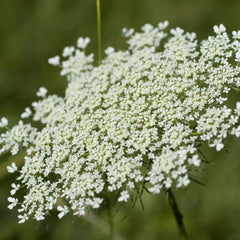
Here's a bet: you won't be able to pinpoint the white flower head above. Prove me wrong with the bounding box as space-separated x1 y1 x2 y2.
1 22 240 224
48 55 60 66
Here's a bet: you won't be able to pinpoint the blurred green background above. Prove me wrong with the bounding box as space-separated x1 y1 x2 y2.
0 0 240 239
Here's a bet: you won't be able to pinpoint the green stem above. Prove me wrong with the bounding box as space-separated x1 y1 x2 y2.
167 189 188 240
96 0 102 65
106 195 114 240
190 132 203 136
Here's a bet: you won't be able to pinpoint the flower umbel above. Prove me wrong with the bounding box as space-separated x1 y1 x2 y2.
1 22 240 223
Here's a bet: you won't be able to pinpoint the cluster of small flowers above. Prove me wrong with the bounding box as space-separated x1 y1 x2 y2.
1 21 240 223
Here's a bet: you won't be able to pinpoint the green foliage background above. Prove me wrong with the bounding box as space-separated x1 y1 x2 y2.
0 0 240 239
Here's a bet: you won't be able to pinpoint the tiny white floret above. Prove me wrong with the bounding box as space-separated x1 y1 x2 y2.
57 205 69 219
21 107 32 119
0 117 8 128
8 197 18 209
213 24 226 34
62 46 75 57
105 47 115 55
122 28 134 37
10 183 20 195
48 55 60 66
77 37 90 49
118 191 130 202
36 87 48 98
7 162 18 173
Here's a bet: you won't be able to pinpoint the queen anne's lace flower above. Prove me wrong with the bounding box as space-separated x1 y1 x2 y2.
1 22 240 223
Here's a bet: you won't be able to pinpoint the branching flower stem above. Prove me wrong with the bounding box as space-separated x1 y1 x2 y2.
96 0 102 65
106 195 114 240
167 189 188 240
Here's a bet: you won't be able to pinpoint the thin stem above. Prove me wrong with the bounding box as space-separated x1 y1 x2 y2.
96 0 102 65
84 211 125 240
167 189 188 240
106 195 114 240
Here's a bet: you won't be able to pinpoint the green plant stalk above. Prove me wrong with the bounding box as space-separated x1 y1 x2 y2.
167 189 188 240
96 0 102 65
105 194 114 240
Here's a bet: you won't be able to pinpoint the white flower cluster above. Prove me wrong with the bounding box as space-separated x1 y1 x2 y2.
1 21 240 223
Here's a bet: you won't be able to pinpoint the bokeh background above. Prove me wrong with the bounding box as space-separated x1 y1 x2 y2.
0 0 240 239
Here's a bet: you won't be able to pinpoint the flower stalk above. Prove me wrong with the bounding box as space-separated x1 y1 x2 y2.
96 0 102 65
167 189 188 240
107 196 114 240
